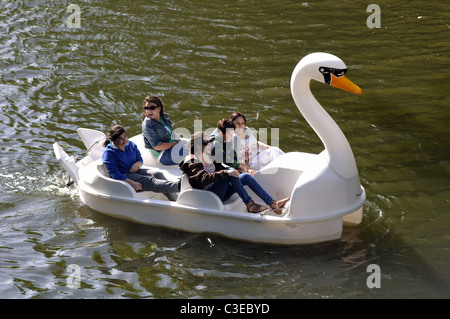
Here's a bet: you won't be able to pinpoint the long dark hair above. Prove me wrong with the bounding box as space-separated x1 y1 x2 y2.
217 118 236 135
141 95 165 122
189 131 215 163
103 125 126 147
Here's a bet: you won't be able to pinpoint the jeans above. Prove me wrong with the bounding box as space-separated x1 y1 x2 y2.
208 173 274 205
126 168 179 201
159 140 189 165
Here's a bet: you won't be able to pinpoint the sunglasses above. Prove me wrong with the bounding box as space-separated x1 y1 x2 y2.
144 105 160 111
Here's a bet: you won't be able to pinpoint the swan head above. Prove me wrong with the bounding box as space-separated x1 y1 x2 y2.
295 52 362 95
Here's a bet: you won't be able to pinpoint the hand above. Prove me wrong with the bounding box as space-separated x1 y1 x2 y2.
131 180 143 191
126 178 143 191
239 163 250 172
129 162 142 173
227 169 240 178
248 169 257 176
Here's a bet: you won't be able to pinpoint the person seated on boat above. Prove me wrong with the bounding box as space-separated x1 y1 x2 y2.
178 131 290 214
141 95 189 165
229 111 284 171
210 118 255 175
102 125 180 201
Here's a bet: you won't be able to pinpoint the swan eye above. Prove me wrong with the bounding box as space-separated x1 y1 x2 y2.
335 69 347 77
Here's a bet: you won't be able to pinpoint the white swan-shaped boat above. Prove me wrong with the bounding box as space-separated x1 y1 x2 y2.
53 52 365 245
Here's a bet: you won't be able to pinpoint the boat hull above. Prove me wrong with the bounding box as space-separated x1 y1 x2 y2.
54 128 365 246
79 188 344 245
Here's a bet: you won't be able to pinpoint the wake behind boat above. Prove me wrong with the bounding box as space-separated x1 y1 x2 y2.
53 53 366 245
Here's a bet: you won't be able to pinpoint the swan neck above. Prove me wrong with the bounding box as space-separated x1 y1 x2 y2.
291 69 357 179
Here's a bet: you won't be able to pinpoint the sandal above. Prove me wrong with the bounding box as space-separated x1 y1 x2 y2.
246 200 267 213
270 197 290 215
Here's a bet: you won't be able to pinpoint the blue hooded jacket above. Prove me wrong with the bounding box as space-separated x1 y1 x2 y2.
102 140 143 180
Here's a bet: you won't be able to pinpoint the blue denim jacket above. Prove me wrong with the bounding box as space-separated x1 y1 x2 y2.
142 114 174 151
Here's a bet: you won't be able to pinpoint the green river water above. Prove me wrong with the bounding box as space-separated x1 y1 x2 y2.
0 0 449 299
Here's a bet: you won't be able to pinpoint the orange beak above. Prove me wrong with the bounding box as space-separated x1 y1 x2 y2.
330 74 362 95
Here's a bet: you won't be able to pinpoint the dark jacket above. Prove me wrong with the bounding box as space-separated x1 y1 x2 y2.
178 158 229 190
210 133 240 169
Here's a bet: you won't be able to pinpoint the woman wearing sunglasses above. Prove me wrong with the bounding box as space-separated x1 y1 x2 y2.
178 131 290 214
141 95 189 165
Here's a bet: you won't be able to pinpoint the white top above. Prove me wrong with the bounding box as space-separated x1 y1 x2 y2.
233 127 259 163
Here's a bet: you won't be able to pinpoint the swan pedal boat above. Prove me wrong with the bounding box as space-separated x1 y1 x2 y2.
53 53 366 245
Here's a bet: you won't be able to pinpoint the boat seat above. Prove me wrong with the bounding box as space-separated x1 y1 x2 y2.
96 162 165 200
77 128 106 161
177 174 245 211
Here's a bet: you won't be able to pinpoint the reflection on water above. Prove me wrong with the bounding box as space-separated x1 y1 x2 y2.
1 0 449 298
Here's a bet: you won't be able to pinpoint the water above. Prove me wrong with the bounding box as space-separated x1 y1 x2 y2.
1 0 449 299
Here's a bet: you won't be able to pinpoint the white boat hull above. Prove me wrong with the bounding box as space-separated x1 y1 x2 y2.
79 187 344 245
53 127 365 245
